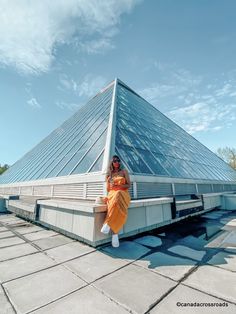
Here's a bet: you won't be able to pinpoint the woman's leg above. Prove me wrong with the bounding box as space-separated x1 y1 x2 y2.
100 222 110 234
112 231 119 247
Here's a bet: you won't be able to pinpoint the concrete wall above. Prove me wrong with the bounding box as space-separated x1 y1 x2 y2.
35 198 173 246
202 194 222 210
221 194 236 210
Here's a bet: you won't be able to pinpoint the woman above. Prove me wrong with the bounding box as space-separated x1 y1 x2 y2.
100 155 131 247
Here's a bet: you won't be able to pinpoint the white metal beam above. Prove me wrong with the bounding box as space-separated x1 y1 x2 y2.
102 78 118 174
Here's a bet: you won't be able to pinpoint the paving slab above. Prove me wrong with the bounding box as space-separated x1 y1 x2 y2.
0 216 22 222
0 226 8 232
207 251 236 272
168 245 206 261
150 283 235 313
94 264 177 314
13 225 43 234
101 241 150 261
31 285 128 314
134 251 197 281
0 219 24 226
225 247 236 254
45 241 95 263
0 285 15 314
0 243 38 262
221 231 236 247
32 234 74 250
183 265 236 303
0 236 25 248
3 265 87 314
220 218 236 231
205 224 222 238
221 224 236 232
134 235 162 247
0 231 15 239
23 229 58 241
0 214 15 220
0 252 56 283
220 218 236 226
64 250 129 283
206 230 236 249
177 235 207 250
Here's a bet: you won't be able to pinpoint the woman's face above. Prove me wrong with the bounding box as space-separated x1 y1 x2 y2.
112 157 120 169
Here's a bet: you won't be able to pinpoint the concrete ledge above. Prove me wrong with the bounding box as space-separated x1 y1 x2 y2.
37 199 102 213
4 193 231 247
35 198 174 246
37 197 173 213
202 194 222 210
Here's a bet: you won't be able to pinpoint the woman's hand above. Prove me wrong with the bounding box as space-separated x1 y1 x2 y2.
109 181 117 189
119 184 129 189
106 175 116 191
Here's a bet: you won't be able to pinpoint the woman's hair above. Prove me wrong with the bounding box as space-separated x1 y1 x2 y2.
107 155 123 178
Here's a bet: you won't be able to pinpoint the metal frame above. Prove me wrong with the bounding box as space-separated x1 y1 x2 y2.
102 78 118 174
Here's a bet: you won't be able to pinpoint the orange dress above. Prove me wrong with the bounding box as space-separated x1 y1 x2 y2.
104 175 131 234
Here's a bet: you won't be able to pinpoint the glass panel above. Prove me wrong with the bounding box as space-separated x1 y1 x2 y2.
71 130 107 174
88 151 104 172
117 144 152 174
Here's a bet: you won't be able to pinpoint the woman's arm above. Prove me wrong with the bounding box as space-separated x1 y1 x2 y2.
122 169 131 189
106 175 111 192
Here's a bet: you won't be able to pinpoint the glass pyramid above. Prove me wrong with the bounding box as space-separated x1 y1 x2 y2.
115 81 236 181
1 78 236 185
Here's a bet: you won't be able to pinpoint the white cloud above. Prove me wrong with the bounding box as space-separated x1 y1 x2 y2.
59 74 108 98
139 65 202 104
139 64 236 134
27 97 41 109
59 75 78 92
0 0 140 74
215 83 232 97
77 75 108 97
56 101 80 111
167 101 236 134
79 37 115 54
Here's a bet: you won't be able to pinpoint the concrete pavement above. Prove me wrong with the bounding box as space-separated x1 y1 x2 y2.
0 209 235 314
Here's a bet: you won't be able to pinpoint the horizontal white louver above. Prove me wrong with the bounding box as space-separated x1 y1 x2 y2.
53 183 84 198
128 183 134 199
175 183 196 195
137 182 172 199
20 186 33 195
213 184 224 192
223 185 232 191
33 186 51 197
197 184 213 194
87 182 104 198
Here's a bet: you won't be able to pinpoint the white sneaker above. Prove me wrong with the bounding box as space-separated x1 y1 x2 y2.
112 234 119 247
100 223 110 234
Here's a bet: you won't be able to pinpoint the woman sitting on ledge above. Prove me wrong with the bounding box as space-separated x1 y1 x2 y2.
100 155 131 247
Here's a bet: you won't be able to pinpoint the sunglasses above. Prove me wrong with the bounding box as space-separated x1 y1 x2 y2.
113 159 120 162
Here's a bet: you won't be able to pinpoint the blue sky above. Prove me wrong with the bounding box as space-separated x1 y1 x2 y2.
0 0 236 165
